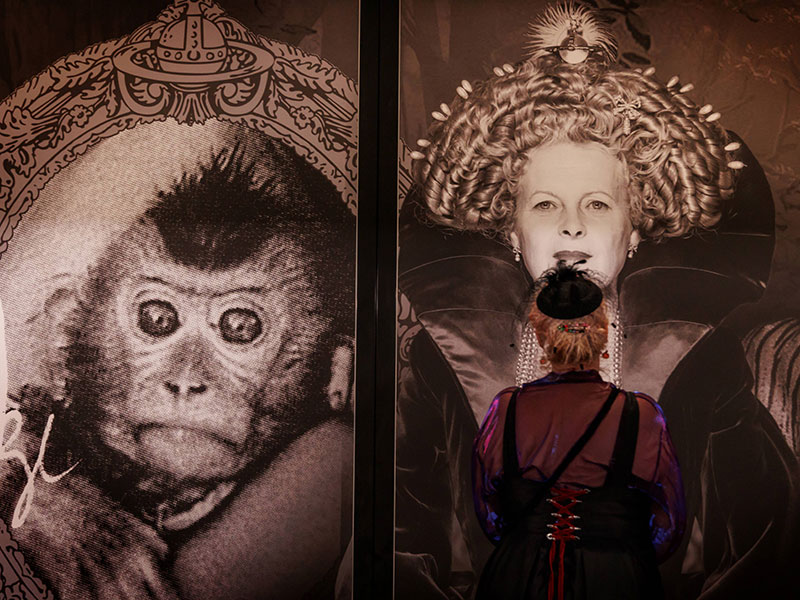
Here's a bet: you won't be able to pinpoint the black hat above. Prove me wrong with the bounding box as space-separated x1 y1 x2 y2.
535 261 603 319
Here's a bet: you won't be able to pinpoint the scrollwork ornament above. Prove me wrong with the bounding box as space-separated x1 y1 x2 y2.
398 292 423 364
0 519 54 600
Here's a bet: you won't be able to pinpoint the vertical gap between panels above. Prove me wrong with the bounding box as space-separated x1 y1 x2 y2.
355 0 399 598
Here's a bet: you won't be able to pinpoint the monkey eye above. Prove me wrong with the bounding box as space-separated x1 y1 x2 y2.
138 300 179 337
219 308 262 344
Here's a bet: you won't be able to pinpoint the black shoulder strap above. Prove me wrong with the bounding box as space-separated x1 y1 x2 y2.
512 386 621 515
503 385 620 481
502 387 522 474
605 391 640 486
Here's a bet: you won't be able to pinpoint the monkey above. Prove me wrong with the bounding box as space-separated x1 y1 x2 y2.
0 131 355 600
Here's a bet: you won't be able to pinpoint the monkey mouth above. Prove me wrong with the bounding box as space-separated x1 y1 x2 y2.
135 425 245 481
136 424 241 449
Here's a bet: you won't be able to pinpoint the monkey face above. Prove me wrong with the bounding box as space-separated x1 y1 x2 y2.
118 284 265 481
78 233 327 486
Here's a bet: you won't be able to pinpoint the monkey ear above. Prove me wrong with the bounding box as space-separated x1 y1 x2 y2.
25 275 83 396
326 336 354 413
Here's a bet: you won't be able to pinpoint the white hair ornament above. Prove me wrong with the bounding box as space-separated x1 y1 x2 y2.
613 95 641 135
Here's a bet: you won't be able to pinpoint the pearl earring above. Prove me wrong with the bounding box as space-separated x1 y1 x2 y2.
513 247 522 262
627 243 638 259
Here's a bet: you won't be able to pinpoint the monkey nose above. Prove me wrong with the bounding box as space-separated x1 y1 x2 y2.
164 381 208 396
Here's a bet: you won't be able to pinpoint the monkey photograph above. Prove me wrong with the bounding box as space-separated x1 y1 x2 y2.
0 117 356 599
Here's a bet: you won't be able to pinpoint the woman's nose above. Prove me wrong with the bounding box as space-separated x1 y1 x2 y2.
558 211 585 238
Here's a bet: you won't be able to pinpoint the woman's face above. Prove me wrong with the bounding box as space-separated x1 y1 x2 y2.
510 142 640 290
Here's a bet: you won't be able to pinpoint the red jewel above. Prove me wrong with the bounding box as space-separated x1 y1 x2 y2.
602 350 609 359
540 357 548 365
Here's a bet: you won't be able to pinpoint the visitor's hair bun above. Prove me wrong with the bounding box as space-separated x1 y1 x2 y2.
536 261 603 319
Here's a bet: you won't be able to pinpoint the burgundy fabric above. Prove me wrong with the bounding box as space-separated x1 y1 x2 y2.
472 370 686 562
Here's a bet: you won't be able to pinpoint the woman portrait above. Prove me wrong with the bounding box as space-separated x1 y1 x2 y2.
396 2 799 599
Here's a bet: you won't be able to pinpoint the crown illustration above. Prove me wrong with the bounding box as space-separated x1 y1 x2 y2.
0 0 358 260
112 0 275 122
154 0 231 74
112 0 275 117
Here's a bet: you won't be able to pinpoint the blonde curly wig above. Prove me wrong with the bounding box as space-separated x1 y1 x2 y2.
414 55 736 243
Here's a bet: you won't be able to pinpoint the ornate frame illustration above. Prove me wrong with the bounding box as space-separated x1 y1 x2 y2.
0 1 357 597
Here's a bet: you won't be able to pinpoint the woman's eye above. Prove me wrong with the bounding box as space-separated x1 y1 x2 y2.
138 300 179 337
587 199 610 210
533 200 554 210
219 308 263 344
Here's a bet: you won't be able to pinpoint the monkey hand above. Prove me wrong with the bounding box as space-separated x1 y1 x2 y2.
9 476 179 600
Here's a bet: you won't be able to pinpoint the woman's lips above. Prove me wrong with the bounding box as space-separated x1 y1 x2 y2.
553 250 591 262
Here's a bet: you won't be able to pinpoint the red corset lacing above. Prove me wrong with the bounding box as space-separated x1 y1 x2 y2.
546 486 589 600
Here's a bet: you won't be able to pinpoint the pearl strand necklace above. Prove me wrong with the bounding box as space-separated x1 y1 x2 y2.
515 305 623 387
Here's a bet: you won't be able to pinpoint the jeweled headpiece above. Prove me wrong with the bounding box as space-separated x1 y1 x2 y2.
526 2 617 65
